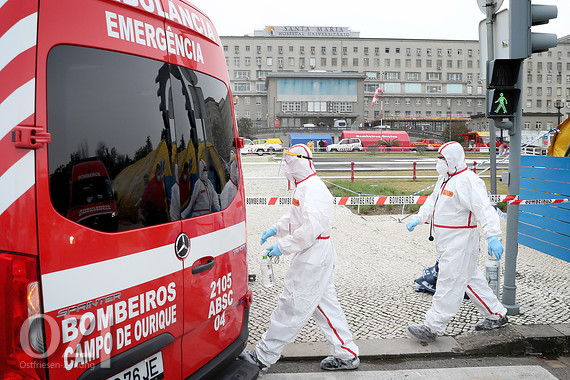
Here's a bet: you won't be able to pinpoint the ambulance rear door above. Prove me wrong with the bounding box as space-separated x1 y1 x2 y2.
35 0 185 378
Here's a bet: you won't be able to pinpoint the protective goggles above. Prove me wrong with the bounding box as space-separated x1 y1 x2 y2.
282 150 312 160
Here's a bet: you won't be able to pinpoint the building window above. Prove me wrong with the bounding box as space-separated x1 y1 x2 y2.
353 58 359 66
234 46 239 54
245 57 251 66
395 58 401 67
256 57 262 66
437 48 442 56
235 70 250 79
416 59 422 67
343 46 348 55
536 121 542 129
278 57 284 68
332 46 337 55
524 121 531 129
266 57 272 66
223 45 228 52
278 46 283 54
426 85 442 94
300 46 305 54
406 72 421 81
426 72 441 81
321 46 326 54
289 46 294 52
384 58 390 67
234 82 251 91
405 98 411 105
385 47 390 53
417 48 421 56
363 58 369 66
288 57 294 66
245 45 250 52
234 57 240 66
385 72 400 80
447 73 462 81
311 46 315 55
332 58 338 66
342 58 348 66
267 46 272 52
256 46 261 54
364 47 369 55
321 57 327 66
256 97 261 105
406 47 411 56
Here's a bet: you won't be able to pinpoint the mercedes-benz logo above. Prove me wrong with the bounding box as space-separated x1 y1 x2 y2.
175 233 190 259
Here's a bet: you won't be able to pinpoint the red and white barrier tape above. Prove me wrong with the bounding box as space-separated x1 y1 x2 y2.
246 195 570 206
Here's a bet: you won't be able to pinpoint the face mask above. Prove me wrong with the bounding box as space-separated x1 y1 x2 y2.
436 159 448 176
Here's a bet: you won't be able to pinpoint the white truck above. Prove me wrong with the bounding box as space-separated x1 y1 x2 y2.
250 138 284 155
326 138 363 152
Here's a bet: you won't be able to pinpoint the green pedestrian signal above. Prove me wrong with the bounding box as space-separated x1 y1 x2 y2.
487 89 520 118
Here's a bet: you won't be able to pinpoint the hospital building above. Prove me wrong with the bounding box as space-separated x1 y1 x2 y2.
222 26 570 134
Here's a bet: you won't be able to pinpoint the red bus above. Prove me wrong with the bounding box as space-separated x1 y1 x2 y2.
340 130 412 152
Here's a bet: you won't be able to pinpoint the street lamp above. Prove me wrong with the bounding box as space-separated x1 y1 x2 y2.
448 106 452 142
554 99 565 126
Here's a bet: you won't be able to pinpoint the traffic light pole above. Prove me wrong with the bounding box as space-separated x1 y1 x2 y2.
486 1 498 195
501 65 522 315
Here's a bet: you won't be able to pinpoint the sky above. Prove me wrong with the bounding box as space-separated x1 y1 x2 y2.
190 0 570 41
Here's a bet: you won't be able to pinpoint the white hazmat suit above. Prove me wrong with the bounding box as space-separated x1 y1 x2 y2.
181 159 220 218
255 144 359 367
414 141 507 335
220 151 239 209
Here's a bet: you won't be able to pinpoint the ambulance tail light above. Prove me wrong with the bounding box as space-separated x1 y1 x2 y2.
0 253 46 380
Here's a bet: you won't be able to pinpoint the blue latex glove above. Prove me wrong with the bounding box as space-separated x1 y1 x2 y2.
261 226 277 245
266 243 282 257
487 236 504 260
406 217 420 232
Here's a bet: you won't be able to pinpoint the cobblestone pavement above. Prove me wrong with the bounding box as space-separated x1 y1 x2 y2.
241 155 570 345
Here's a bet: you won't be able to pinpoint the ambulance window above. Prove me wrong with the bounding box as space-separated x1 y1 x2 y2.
169 66 236 216
47 45 177 232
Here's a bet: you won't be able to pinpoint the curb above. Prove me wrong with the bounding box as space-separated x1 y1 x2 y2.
267 324 570 361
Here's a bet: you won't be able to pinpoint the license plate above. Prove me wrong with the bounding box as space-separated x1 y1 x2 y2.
106 352 164 380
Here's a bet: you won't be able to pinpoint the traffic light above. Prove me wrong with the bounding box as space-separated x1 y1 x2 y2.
486 59 522 119
509 0 558 59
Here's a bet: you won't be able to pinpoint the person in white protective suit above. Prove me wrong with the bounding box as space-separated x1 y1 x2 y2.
239 144 360 372
181 159 220 218
220 151 239 209
406 141 508 342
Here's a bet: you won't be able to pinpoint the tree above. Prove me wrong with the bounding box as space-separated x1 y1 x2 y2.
443 121 470 143
237 117 252 138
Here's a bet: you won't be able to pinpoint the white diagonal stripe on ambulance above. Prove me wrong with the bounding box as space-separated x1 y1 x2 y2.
41 244 181 313
0 12 37 72
185 221 246 267
0 150 34 216
41 221 247 313
0 79 35 142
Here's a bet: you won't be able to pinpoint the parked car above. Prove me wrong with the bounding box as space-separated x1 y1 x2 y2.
240 138 254 154
251 138 283 155
303 123 316 128
411 138 444 151
326 138 363 152
333 119 347 129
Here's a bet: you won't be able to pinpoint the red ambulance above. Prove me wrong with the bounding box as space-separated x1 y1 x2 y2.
1 0 256 379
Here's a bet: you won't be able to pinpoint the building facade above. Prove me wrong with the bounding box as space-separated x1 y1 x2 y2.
223 27 570 135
